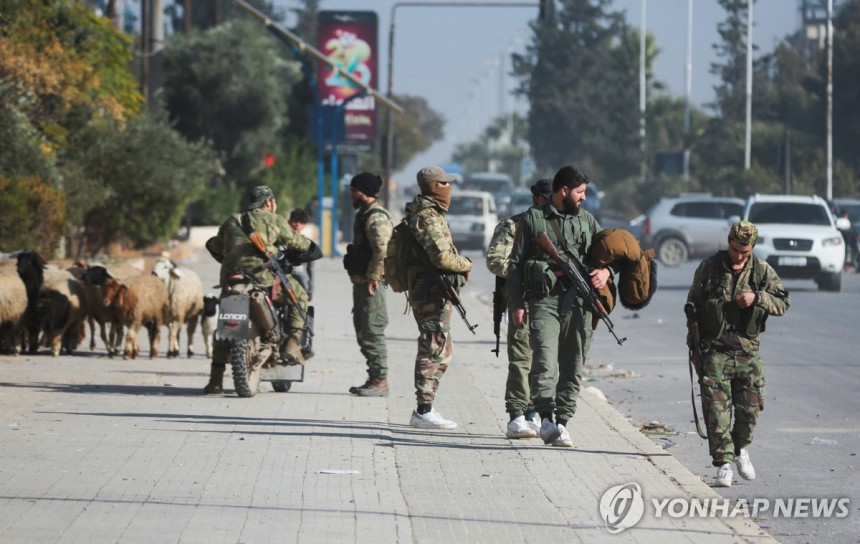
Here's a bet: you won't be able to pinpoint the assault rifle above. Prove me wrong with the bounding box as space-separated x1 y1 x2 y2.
248 231 308 323
684 302 708 439
402 228 478 334
491 276 506 356
533 232 626 346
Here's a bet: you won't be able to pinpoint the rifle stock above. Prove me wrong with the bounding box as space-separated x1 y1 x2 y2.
248 231 305 319
533 232 626 346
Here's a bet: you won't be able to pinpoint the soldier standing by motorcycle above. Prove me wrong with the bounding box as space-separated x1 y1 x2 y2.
343 173 393 397
203 185 320 395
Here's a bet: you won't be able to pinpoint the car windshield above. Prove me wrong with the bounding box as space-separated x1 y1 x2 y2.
448 196 485 216
748 202 831 226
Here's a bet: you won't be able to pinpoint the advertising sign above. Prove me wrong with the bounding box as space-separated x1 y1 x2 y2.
317 10 378 149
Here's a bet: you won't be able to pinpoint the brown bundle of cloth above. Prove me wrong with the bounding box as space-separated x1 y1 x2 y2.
589 228 657 311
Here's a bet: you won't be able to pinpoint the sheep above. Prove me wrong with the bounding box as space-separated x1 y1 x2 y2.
0 272 27 354
36 268 89 356
82 264 142 357
101 275 168 359
16 251 48 354
201 294 219 359
151 257 205 358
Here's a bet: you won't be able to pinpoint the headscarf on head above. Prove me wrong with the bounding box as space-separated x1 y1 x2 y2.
416 166 455 209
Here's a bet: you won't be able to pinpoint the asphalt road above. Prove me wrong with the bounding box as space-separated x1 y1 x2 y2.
462 248 860 544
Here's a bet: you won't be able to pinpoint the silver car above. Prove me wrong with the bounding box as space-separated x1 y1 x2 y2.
640 194 745 266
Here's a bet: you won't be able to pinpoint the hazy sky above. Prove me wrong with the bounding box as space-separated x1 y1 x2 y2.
275 0 806 181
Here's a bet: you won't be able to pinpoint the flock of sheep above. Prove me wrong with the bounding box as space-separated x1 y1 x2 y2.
0 252 219 360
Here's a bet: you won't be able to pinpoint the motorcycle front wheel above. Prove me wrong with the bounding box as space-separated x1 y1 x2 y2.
230 339 261 398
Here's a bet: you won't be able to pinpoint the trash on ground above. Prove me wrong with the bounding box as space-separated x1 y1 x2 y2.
316 469 361 475
809 437 837 446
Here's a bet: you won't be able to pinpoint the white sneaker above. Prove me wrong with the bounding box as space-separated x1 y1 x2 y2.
539 419 561 445
506 415 538 439
525 413 541 434
714 463 733 487
552 424 573 447
410 409 458 430
735 448 756 480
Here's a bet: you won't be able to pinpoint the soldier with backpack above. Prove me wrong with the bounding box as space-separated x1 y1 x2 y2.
343 173 393 397
685 220 790 487
393 166 472 430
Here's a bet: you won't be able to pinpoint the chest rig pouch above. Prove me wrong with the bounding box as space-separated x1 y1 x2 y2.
699 252 769 342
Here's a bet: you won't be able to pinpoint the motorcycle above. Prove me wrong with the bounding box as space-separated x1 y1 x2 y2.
215 270 312 397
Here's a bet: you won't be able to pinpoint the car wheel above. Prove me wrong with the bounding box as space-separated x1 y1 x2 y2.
817 271 842 292
657 237 689 267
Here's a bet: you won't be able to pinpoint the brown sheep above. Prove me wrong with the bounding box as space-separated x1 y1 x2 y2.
82 264 143 357
102 275 168 359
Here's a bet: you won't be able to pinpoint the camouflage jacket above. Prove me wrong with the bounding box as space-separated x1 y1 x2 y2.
206 208 312 287
405 194 472 298
508 204 601 309
350 200 393 284
486 214 524 279
686 251 790 353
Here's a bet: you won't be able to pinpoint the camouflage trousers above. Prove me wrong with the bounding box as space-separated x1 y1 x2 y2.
211 279 308 368
505 301 534 416
699 348 766 467
352 283 389 379
528 294 592 423
411 296 453 405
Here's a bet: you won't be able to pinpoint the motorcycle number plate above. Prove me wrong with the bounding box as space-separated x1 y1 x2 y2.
216 294 251 340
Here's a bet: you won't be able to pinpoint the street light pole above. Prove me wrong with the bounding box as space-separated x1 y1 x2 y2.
826 0 833 200
744 0 754 170
683 0 692 184
383 2 539 209
639 0 647 184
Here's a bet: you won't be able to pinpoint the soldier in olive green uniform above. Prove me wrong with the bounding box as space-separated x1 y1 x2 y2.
343 173 393 397
686 220 789 487
486 179 552 439
508 166 610 447
203 185 319 395
406 166 472 430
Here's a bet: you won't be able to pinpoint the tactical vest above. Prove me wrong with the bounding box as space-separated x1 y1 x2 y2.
522 206 594 298
344 203 389 276
699 251 770 342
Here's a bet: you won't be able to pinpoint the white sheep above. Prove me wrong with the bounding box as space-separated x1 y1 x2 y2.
151 257 204 358
0 272 27 354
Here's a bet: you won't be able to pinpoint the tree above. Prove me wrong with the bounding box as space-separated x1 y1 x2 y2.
76 115 221 253
0 176 66 256
512 0 643 185
451 114 530 185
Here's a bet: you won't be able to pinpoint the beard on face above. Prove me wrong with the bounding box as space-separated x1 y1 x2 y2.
562 196 580 215
351 195 363 209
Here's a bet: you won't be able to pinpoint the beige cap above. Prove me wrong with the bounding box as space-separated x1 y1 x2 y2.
417 166 456 185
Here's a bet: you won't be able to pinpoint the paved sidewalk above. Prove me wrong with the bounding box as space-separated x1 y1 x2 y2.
0 255 778 543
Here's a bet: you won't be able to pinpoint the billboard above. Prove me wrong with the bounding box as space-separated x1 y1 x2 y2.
317 10 378 149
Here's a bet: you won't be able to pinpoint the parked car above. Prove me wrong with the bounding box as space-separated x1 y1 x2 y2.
507 189 534 216
832 197 860 237
743 194 849 292
582 181 604 223
464 172 514 216
639 194 745 266
446 190 499 253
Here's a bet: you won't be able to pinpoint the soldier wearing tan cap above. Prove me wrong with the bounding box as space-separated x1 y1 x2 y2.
685 220 791 487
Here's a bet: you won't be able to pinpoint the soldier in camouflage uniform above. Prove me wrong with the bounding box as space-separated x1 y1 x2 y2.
508 166 610 447
405 166 472 430
203 185 319 395
486 179 551 439
343 173 393 397
686 220 789 487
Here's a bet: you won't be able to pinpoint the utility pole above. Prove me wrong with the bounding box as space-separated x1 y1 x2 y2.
744 0 753 170
683 0 692 184
184 0 192 33
639 0 647 183
826 0 833 200
140 0 149 102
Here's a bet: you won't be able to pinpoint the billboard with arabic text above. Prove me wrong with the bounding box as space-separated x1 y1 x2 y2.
317 10 378 149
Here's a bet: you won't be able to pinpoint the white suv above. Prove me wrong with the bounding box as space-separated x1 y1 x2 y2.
743 194 848 291
446 190 499 253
